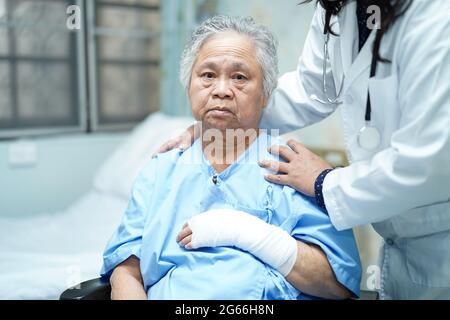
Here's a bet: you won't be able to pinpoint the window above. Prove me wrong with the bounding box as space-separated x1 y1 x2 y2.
88 0 160 130
0 0 160 138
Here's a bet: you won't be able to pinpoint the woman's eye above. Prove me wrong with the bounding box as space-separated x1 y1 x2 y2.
202 72 214 79
233 74 247 81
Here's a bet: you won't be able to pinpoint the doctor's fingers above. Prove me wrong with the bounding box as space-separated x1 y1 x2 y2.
287 139 306 154
153 126 197 157
152 138 180 158
264 173 292 188
268 145 295 162
258 159 290 174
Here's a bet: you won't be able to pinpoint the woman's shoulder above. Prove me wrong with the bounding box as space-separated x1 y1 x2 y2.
136 146 191 184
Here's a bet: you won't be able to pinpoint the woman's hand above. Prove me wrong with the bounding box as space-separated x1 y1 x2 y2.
176 209 298 277
177 210 351 299
176 223 193 249
258 139 333 196
176 209 242 249
152 121 201 157
110 256 147 300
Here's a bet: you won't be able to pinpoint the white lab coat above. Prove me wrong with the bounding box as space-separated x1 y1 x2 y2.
260 0 450 299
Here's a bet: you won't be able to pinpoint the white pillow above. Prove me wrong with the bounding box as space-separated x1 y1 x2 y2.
93 112 194 199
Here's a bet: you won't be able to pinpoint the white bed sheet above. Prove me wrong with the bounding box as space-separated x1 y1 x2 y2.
0 190 127 299
0 113 195 300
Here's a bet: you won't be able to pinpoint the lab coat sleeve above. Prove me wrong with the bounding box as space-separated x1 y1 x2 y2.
290 198 362 297
259 5 339 134
100 160 157 276
323 0 450 230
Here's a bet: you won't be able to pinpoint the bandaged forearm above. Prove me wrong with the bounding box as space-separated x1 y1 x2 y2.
188 209 298 276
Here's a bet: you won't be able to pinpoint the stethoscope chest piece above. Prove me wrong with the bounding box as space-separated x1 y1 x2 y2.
358 123 381 151
314 29 383 152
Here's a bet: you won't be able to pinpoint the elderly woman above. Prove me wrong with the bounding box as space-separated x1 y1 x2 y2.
101 15 361 300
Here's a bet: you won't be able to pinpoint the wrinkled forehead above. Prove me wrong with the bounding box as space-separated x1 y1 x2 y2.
194 31 260 71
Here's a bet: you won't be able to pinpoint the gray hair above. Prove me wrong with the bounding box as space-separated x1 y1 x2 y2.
180 15 279 100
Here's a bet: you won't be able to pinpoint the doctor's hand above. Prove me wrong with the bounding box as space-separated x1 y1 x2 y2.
258 139 333 197
152 121 201 157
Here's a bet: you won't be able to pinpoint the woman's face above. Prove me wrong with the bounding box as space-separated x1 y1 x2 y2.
189 31 267 132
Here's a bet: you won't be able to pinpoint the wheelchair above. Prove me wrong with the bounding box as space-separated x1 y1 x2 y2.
60 277 379 300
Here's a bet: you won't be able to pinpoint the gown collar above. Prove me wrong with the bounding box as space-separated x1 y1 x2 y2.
195 130 271 181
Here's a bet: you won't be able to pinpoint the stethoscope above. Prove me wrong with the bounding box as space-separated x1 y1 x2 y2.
311 29 382 151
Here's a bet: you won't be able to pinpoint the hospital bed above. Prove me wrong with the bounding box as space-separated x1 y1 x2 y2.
0 113 193 299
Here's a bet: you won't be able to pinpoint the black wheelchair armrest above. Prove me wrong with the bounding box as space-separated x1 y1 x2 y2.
60 277 111 300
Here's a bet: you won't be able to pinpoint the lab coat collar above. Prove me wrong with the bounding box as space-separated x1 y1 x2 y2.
338 0 375 91
339 0 358 73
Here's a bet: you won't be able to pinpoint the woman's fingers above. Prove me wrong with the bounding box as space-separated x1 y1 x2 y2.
177 224 193 249
179 235 193 249
176 225 192 242
258 159 289 174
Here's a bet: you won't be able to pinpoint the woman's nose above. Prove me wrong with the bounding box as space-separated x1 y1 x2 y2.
212 78 233 99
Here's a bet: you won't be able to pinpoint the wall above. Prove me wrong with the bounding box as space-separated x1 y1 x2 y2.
0 133 127 217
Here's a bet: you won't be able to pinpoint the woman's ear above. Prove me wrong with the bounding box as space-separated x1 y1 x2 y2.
261 95 269 109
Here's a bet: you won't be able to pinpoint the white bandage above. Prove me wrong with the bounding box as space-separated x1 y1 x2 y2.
188 209 298 276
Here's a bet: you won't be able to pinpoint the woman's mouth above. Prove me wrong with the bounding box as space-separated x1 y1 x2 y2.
207 107 233 116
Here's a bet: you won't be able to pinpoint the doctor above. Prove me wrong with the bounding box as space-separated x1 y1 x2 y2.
157 0 450 299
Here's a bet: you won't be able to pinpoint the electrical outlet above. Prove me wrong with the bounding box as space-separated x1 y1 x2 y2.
8 140 38 167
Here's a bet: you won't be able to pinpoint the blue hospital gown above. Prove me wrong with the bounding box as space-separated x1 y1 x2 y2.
101 132 361 299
